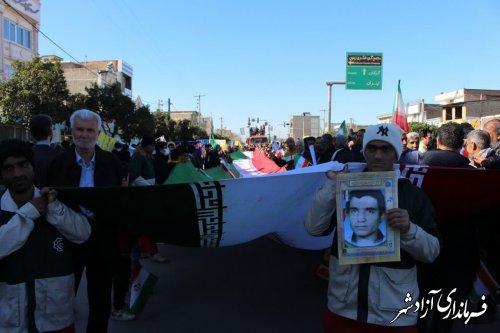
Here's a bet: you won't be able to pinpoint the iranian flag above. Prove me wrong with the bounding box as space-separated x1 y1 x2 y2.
129 261 158 314
231 150 286 177
337 120 348 136
392 80 409 133
294 154 310 169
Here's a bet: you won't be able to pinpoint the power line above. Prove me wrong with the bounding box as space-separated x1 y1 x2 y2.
2 0 113 87
3 1 175 110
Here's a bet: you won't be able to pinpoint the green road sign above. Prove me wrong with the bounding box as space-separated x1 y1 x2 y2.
346 52 383 90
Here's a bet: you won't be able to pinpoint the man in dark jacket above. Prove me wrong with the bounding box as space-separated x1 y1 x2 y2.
475 118 500 168
29 114 60 188
420 122 472 168
48 109 127 333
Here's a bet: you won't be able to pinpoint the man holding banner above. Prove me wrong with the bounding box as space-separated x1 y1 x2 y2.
305 124 440 332
48 109 128 333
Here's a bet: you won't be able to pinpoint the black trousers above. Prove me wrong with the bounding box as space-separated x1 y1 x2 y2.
112 254 132 310
74 236 117 333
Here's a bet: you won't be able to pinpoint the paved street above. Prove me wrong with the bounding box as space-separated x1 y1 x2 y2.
75 237 499 333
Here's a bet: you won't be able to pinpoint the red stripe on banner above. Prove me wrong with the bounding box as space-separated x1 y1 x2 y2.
400 165 500 223
250 151 287 174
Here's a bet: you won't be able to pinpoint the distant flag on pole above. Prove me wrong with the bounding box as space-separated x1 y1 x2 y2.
210 133 217 147
336 120 348 136
391 80 409 133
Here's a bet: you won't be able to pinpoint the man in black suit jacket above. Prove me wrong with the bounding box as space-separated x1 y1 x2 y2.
48 109 128 333
30 114 60 188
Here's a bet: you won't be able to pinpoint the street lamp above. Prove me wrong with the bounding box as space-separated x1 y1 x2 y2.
326 81 346 133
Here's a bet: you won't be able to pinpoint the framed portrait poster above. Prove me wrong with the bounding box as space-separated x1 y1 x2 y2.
336 171 400 265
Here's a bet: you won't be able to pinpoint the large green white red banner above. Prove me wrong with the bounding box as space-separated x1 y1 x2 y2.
56 162 500 249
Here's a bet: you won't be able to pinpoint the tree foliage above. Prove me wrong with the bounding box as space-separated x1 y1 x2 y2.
84 82 135 136
120 106 155 143
0 57 70 125
152 111 208 141
82 82 155 142
408 122 439 134
152 110 169 139
0 58 206 143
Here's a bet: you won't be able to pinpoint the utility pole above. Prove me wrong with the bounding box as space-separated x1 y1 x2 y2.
194 93 205 125
219 117 223 136
167 98 172 120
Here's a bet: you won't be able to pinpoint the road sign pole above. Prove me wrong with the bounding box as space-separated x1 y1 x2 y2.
326 81 333 133
326 81 346 134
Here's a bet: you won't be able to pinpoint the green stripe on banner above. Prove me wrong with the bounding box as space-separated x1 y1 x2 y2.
165 162 209 184
229 150 248 160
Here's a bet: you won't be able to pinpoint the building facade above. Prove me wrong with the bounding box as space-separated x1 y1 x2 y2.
202 116 213 136
435 89 500 128
289 113 321 139
55 58 133 97
1 0 40 80
378 89 500 129
168 110 202 127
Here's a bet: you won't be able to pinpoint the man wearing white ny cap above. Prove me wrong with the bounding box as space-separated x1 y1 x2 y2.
306 124 440 332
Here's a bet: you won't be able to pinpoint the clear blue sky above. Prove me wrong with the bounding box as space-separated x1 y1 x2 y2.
39 0 500 139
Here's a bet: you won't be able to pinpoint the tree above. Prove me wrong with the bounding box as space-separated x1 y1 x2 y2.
0 57 70 125
84 82 135 137
82 82 155 142
120 105 155 143
152 110 169 139
408 122 438 135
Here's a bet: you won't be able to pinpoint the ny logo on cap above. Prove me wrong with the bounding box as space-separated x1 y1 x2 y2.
377 126 389 136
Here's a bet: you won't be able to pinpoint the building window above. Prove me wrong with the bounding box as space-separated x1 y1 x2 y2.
3 18 31 49
445 107 453 120
23 30 30 48
455 106 462 119
3 19 8 39
124 75 132 90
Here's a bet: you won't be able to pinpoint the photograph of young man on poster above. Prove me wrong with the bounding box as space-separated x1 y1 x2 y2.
343 189 387 247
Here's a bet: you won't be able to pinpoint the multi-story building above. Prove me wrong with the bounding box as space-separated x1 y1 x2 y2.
52 58 133 97
289 113 321 139
1 0 40 80
435 88 500 128
0 0 40 139
377 89 500 129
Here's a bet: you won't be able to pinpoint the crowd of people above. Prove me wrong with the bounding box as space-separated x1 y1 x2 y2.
0 108 499 333
250 119 500 170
